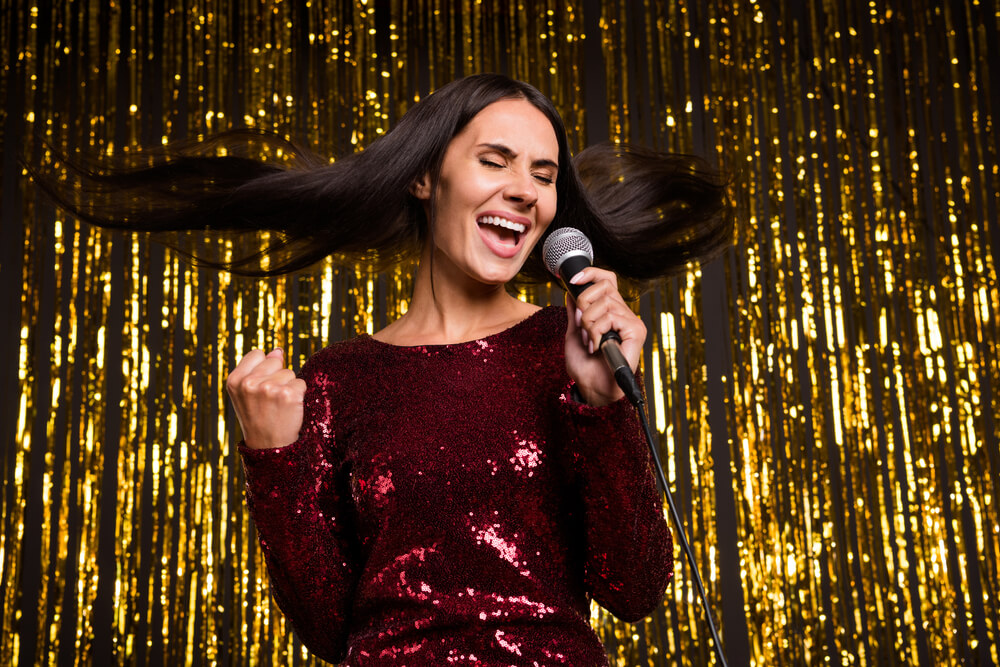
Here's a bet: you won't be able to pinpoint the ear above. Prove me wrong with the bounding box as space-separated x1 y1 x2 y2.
409 173 432 200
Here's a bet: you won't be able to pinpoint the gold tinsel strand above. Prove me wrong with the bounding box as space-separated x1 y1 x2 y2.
2 1 998 665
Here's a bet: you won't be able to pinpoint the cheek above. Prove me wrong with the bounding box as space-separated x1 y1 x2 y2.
441 176 495 214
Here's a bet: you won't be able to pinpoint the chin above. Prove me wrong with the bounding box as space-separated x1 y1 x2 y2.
472 264 523 286
477 272 518 286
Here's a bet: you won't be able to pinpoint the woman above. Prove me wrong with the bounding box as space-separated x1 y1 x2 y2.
33 74 729 664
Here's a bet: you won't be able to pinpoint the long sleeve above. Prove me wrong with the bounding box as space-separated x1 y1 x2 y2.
238 352 357 663
556 384 674 622
234 307 675 664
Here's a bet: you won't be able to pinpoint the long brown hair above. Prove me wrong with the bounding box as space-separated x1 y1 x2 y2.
27 74 730 281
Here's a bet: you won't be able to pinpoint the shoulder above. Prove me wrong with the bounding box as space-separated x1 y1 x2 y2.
297 336 375 386
294 336 378 427
490 305 568 373
519 305 568 342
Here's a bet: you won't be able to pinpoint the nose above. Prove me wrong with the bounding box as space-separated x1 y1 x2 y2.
504 172 538 209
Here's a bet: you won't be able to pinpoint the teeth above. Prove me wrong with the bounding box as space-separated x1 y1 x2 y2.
478 215 526 234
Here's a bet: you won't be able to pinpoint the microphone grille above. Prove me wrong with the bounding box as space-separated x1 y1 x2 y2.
542 227 593 276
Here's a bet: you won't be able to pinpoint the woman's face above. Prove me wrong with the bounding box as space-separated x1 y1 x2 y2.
413 98 560 288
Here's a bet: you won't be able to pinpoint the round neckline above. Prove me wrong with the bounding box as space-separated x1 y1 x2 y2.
362 305 557 351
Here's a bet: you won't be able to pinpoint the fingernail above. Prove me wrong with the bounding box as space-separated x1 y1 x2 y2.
575 308 583 326
569 272 586 285
581 329 589 346
588 340 594 354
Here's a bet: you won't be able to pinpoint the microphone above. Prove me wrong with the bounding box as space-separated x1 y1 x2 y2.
542 227 644 406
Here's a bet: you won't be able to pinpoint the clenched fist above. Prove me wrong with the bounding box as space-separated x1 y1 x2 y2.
225 348 306 450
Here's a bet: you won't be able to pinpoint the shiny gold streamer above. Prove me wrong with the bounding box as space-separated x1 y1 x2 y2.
2 0 998 665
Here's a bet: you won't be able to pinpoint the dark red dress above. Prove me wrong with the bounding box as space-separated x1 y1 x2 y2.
239 306 673 665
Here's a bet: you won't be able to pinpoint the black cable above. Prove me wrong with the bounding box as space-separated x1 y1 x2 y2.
630 393 729 666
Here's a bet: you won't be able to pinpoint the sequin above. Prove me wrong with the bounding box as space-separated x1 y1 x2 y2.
239 306 673 665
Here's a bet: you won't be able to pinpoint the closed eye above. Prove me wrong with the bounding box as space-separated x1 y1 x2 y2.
479 153 555 184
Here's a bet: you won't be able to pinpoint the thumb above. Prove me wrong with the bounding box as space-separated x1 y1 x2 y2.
266 347 283 359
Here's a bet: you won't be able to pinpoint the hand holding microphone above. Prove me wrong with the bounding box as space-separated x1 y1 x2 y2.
542 227 645 406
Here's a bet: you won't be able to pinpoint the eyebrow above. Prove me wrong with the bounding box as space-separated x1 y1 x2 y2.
478 143 559 171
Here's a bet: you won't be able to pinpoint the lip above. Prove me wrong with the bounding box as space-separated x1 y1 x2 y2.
476 210 533 259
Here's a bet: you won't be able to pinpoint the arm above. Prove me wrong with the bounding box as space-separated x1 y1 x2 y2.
559 267 673 621
557 384 674 622
232 350 356 663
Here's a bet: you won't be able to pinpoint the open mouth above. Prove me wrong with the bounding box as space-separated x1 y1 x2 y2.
477 215 526 246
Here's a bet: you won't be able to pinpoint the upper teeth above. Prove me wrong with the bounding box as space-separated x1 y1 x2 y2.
479 216 526 233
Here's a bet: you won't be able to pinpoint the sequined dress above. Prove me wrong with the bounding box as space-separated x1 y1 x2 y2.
239 306 673 665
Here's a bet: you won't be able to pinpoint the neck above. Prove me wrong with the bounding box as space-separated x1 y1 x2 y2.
376 246 537 346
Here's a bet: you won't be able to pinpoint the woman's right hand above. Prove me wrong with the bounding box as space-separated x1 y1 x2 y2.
225 348 306 450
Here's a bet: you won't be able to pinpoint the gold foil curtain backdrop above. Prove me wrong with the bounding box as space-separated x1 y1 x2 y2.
704 0 1000 663
2 0 999 666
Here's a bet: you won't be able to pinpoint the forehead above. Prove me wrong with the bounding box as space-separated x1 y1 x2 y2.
452 99 560 158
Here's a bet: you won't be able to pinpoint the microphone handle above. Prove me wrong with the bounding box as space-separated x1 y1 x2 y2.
559 257 645 406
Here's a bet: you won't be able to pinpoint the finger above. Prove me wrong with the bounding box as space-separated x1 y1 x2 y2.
231 346 285 382
568 266 619 291
580 303 645 353
252 348 287 380
564 294 592 347
571 277 618 313
259 371 304 400
577 293 613 331
252 353 289 375
226 349 267 388
240 358 291 390
261 367 298 388
565 269 610 310
581 308 615 350
582 302 642 341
